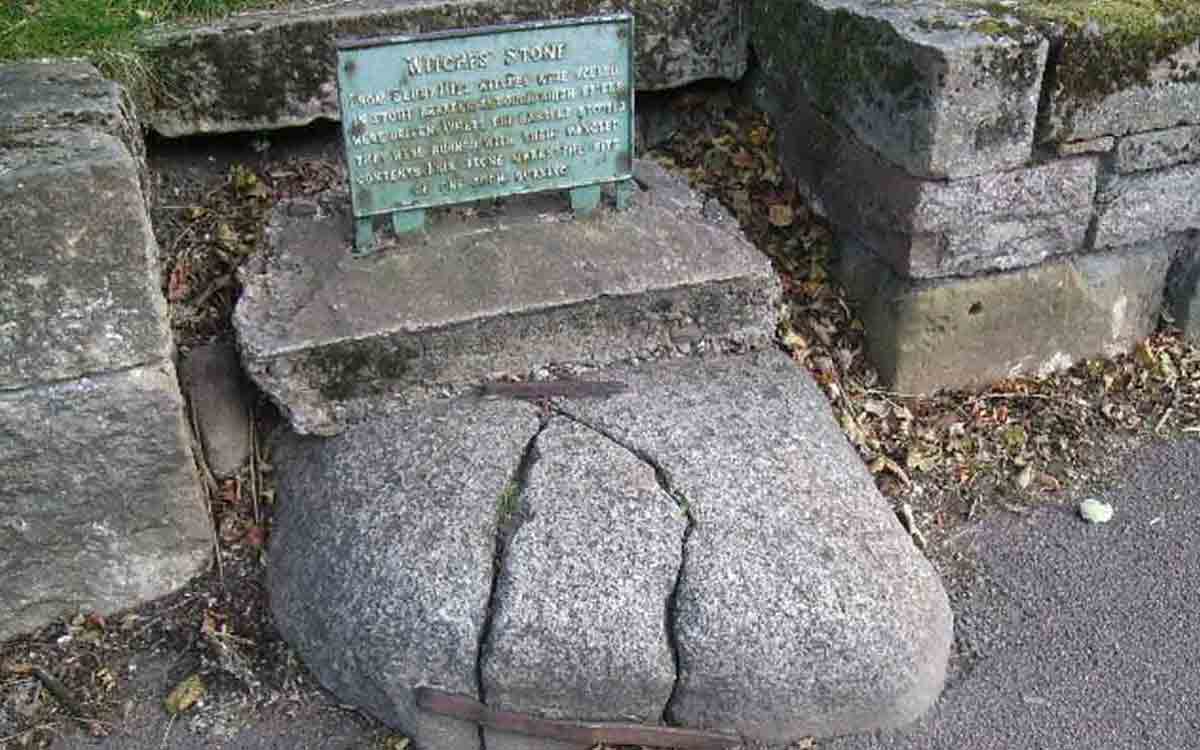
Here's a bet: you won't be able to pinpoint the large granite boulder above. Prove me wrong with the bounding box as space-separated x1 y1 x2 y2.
267 351 953 747
138 0 748 136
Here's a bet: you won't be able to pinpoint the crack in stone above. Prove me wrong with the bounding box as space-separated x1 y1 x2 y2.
476 414 549 750
550 404 696 727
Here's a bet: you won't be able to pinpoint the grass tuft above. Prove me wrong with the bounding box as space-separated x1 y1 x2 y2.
0 0 266 64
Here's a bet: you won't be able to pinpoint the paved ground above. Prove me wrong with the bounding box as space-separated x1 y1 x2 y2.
48 436 1200 749
823 437 1200 749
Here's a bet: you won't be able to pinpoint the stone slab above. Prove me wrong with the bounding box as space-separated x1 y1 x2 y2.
234 160 780 435
773 92 1096 279
180 340 255 478
1042 28 1200 144
482 420 684 750
563 350 953 742
751 0 1048 179
0 362 211 642
0 129 172 390
837 237 1174 395
1094 162 1200 249
1165 231 1200 343
137 0 748 137
0 60 147 197
1114 125 1200 174
267 398 540 750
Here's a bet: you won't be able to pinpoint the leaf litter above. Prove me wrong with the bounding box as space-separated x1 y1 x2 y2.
4 91 1200 747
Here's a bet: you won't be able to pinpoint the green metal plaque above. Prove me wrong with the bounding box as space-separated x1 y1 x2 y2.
336 14 635 251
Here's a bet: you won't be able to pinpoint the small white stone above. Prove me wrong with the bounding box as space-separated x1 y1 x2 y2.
1079 498 1114 524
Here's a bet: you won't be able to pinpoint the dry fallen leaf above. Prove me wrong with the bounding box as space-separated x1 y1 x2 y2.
164 674 206 715
768 203 795 228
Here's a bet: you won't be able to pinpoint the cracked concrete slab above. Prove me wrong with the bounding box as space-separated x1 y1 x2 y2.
268 397 541 750
561 350 953 743
235 160 779 435
481 420 685 750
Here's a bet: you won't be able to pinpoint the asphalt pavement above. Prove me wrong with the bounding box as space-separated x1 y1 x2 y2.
823 437 1200 749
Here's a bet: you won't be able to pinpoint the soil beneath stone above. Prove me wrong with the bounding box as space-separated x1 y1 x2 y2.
5 83 1200 749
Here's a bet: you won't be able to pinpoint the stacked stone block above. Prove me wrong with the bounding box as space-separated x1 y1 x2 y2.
752 0 1200 393
0 62 210 641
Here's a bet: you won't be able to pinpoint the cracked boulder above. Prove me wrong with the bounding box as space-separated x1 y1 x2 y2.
561 350 952 741
482 420 685 750
268 350 951 747
268 398 542 750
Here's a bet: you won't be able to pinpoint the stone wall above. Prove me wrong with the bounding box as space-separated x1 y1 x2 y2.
0 62 210 641
136 0 749 137
752 0 1200 393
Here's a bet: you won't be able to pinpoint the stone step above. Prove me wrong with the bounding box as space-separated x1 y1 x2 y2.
770 91 1097 281
0 363 211 642
750 0 1049 181
837 236 1174 395
234 160 780 435
267 349 953 749
136 0 748 137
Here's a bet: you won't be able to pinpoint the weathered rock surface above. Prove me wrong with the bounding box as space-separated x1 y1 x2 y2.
269 398 540 750
1114 125 1200 174
0 363 211 642
138 0 747 137
482 421 684 750
837 238 1173 395
773 93 1096 279
563 351 953 742
0 60 147 196
0 61 208 642
1094 163 1200 249
751 0 1047 180
1041 26 1200 144
1166 232 1200 343
267 351 951 745
234 161 779 435
180 340 256 478
0 128 170 389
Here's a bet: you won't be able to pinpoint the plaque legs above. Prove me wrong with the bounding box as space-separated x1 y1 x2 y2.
570 184 602 217
614 178 635 211
354 218 375 256
392 209 426 235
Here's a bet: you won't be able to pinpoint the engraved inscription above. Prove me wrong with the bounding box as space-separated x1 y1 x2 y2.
337 16 633 215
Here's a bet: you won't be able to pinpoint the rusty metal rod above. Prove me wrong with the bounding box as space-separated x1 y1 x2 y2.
415 688 741 750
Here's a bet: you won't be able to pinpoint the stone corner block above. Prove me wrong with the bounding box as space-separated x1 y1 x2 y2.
751 0 1048 180
1041 21 1200 144
1094 162 1200 250
0 362 211 642
0 59 148 198
836 236 1173 394
137 0 748 137
1165 231 1200 343
774 93 1095 279
0 128 171 389
234 160 779 435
